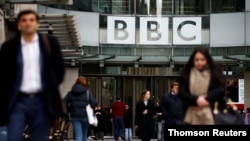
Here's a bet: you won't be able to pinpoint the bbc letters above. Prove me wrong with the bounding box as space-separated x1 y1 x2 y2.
107 16 201 45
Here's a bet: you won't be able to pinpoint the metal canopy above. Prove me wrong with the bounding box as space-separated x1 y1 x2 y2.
222 55 250 62
38 14 81 48
6 0 72 4
64 55 246 65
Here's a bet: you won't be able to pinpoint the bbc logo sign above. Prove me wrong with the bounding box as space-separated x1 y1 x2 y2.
107 16 201 45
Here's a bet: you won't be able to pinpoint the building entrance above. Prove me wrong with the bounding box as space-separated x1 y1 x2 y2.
85 75 179 137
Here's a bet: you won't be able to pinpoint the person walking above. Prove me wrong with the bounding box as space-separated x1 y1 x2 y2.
111 96 126 141
155 101 164 141
135 89 156 141
0 9 65 141
63 76 98 141
161 82 184 126
94 105 108 141
124 104 133 141
179 47 226 125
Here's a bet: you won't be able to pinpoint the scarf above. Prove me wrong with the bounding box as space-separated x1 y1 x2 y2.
184 67 214 125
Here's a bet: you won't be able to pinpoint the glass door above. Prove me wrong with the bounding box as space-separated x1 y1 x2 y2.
154 78 168 102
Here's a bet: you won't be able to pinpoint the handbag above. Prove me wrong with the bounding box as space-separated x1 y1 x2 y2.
213 98 243 125
86 91 98 127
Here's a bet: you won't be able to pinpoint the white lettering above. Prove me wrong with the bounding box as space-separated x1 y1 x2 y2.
168 129 209 136
213 129 247 136
107 16 202 45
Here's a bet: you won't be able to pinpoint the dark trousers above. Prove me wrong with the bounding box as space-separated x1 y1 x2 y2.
7 93 50 141
113 117 124 140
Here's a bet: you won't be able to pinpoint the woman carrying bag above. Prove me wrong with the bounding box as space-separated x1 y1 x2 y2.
63 76 98 141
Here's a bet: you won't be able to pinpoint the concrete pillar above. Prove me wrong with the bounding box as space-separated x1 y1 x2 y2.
59 68 79 140
14 4 37 15
0 9 5 46
60 68 79 99
244 72 250 111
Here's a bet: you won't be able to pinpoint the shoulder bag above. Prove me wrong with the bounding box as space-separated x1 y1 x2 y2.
86 91 98 127
213 98 244 125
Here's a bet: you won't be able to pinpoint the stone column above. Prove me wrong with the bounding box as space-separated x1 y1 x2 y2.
60 68 79 99
0 9 5 46
59 68 79 140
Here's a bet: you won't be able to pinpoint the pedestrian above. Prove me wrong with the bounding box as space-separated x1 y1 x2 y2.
63 76 98 141
161 82 184 126
111 96 126 141
244 108 250 125
94 105 108 141
155 101 164 141
0 9 65 141
135 89 156 141
179 46 226 125
124 104 133 141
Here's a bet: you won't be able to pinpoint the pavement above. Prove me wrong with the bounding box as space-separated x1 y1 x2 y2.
66 136 158 141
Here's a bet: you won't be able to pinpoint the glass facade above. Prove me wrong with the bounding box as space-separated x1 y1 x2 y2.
39 0 250 130
45 0 248 77
49 0 245 14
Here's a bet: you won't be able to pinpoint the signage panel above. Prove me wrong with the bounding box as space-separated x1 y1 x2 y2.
139 17 169 45
107 16 135 44
173 17 202 45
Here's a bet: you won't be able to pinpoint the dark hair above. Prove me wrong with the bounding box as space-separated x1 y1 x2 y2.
140 89 149 101
116 96 121 101
17 9 40 22
180 47 225 86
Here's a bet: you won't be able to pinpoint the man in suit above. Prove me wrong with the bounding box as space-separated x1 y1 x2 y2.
0 10 65 141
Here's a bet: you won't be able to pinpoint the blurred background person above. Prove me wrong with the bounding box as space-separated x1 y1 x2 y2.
161 82 183 141
179 47 226 125
226 77 239 102
161 82 184 125
155 101 164 141
94 105 108 141
111 96 126 141
135 89 156 141
124 104 133 141
0 9 65 141
63 76 98 141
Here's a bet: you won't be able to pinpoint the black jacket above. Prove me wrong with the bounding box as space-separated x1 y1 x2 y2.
124 108 133 128
135 99 156 139
94 108 109 131
63 84 98 119
156 106 163 122
161 92 184 125
0 33 65 125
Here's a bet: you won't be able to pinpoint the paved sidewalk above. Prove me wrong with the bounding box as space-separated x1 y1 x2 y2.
67 137 158 141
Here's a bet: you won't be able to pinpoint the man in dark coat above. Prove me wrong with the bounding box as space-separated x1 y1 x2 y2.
161 82 184 125
0 10 65 141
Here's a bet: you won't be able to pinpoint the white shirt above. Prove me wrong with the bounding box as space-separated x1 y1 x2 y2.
20 34 42 93
144 100 148 106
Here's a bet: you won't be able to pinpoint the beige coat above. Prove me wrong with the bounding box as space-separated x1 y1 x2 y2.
184 67 214 125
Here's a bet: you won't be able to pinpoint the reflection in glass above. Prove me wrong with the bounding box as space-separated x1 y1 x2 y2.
174 0 210 15
212 0 245 13
136 0 172 15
